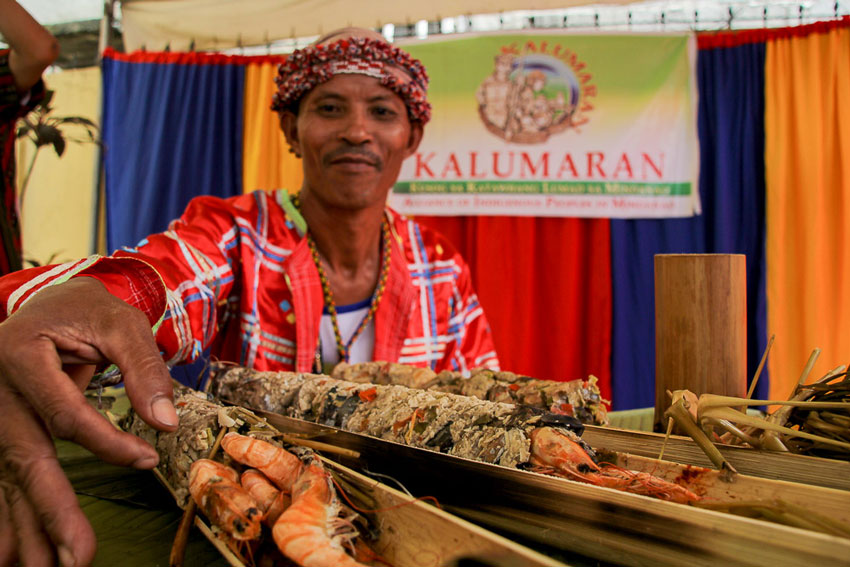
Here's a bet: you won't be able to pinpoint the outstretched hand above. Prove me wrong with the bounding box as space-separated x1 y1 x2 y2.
0 278 177 566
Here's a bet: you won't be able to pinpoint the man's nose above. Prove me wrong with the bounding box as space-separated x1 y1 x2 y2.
339 108 371 144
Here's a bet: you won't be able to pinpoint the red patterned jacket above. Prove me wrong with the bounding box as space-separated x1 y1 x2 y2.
0 190 499 374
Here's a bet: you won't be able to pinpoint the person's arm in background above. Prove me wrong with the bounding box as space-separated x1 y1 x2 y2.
0 0 59 91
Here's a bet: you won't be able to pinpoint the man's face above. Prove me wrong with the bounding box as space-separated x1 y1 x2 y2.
495 59 512 80
283 74 423 210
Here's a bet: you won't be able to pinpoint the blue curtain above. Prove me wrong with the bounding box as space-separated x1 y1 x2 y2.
609 42 768 410
101 55 246 385
101 57 246 251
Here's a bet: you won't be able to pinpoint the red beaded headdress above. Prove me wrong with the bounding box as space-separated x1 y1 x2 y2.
271 36 431 124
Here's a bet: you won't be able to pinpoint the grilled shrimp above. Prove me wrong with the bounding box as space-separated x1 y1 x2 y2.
530 427 700 504
222 433 368 567
241 468 291 526
188 459 263 540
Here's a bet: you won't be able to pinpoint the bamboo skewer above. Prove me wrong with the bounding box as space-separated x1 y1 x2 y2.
699 405 850 451
227 404 362 459
279 434 361 459
658 416 675 461
746 334 774 400
170 425 228 567
791 348 821 398
664 398 737 476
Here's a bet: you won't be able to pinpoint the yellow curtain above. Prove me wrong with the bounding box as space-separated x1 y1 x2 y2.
18 67 101 263
242 61 303 194
764 24 850 399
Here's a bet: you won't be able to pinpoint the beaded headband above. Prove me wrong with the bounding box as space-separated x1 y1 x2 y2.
271 36 431 124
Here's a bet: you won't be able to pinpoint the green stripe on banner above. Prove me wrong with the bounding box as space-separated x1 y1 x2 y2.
395 181 692 196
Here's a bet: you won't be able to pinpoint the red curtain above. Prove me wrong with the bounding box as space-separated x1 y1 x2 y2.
416 215 612 401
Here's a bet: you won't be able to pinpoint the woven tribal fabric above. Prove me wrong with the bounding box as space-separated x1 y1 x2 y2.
0 189 499 374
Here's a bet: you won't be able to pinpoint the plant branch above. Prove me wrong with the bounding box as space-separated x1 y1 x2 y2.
17 150 39 211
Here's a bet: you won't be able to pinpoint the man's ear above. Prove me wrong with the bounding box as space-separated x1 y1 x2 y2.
280 111 301 158
405 121 424 158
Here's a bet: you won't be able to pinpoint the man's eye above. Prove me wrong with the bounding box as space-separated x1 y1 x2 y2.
372 106 397 118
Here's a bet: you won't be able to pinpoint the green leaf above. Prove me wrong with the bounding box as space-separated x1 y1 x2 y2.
33 123 60 146
52 135 66 157
57 116 99 128
57 439 231 567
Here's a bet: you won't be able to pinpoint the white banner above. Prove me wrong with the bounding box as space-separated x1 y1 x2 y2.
391 32 700 218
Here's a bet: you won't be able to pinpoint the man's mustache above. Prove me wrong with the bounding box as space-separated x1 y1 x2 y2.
323 146 383 169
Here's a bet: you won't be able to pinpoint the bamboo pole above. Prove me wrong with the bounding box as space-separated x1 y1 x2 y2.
654 254 747 432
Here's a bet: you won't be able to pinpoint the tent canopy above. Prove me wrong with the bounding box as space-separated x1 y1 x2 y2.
14 1 848 53
118 0 631 51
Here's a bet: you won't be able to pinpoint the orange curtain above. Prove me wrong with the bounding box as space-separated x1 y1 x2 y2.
242 60 303 193
764 22 850 399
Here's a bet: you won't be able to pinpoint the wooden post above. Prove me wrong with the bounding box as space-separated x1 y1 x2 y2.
654 254 747 431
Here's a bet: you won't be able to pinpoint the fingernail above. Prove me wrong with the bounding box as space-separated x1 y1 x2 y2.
151 397 178 427
133 453 159 469
58 545 76 567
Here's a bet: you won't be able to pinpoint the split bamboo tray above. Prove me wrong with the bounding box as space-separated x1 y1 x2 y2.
581 424 850 491
269 414 850 567
184 456 565 567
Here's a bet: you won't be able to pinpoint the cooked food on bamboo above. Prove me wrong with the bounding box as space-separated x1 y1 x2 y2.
209 364 697 503
332 361 610 426
122 387 374 566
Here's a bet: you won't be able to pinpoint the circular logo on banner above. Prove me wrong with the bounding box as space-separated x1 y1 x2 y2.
476 42 595 144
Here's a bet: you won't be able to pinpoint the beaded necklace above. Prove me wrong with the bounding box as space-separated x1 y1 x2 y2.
291 193 391 365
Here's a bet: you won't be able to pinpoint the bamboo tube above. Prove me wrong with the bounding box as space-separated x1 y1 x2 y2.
654 254 747 432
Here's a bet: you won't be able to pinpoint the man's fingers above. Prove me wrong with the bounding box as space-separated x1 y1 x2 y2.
4 480 54 567
88 305 178 432
62 363 96 392
0 484 18 566
0 400 96 567
2 344 161 468
4 277 176 439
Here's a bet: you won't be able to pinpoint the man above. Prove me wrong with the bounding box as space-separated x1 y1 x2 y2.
0 28 498 565
0 0 59 276
476 52 516 132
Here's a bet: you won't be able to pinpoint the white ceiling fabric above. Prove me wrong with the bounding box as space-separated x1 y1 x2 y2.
119 0 632 51
18 0 104 25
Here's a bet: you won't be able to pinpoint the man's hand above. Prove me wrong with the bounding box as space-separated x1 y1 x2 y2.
0 278 177 566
